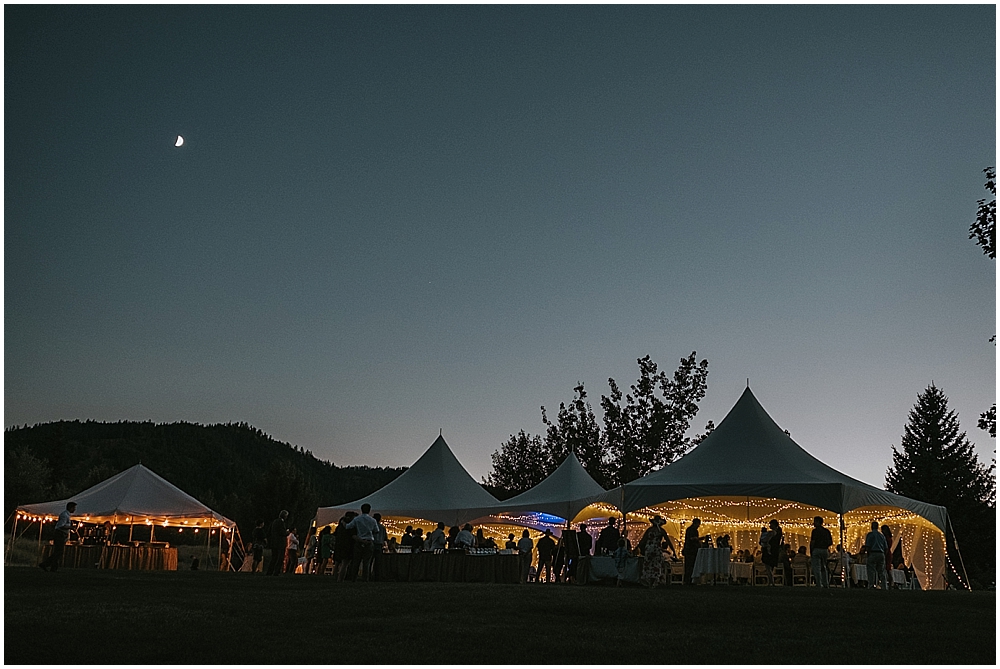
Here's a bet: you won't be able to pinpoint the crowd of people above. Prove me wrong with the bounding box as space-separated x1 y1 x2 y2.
630 514 917 589
243 505 917 590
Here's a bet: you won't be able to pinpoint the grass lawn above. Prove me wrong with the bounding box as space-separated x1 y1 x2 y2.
4 566 995 664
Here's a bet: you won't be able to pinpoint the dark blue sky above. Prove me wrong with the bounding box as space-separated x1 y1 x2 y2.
6 6 995 486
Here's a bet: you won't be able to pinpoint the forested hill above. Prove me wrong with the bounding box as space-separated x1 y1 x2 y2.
4 420 405 535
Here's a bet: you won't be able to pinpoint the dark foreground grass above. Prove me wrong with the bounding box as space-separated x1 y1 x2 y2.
4 567 995 664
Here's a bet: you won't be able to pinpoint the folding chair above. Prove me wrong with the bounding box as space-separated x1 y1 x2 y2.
669 560 685 585
792 564 809 586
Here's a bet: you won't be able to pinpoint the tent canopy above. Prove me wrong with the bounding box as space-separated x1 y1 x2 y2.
16 463 235 528
315 435 499 528
476 451 607 523
600 387 948 532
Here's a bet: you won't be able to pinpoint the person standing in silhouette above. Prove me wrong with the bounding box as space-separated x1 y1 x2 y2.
864 521 890 590
535 529 556 583
682 518 705 585
810 516 834 588
39 501 77 572
251 519 266 573
265 510 288 576
344 503 378 581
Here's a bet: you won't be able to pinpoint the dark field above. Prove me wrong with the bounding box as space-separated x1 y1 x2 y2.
4 567 995 665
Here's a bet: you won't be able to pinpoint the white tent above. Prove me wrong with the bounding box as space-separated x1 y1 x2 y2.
474 452 607 531
16 463 235 529
596 387 956 589
315 435 499 528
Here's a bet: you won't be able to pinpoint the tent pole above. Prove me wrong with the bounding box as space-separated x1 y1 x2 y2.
226 528 236 572
128 524 134 543
945 516 971 591
838 514 846 589
6 515 18 566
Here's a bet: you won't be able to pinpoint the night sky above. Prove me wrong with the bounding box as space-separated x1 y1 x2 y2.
6 6 995 488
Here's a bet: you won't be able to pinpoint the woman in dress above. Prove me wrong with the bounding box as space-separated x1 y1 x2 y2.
639 515 673 588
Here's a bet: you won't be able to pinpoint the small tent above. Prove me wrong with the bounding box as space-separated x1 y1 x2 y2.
597 387 957 589
473 452 608 533
315 435 499 529
15 463 235 529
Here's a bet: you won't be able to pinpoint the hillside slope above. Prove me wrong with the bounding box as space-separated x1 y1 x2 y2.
4 420 405 535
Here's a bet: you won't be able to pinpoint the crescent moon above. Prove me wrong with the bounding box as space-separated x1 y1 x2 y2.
174 135 184 147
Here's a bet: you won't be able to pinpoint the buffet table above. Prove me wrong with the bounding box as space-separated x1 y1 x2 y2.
375 551 520 583
40 543 178 571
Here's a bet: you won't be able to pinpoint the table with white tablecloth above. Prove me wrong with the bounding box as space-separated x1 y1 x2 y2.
691 547 731 581
728 561 753 582
850 563 908 587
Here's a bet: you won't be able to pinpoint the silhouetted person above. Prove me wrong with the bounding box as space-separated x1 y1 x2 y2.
251 519 266 573
446 525 460 549
372 513 387 580
427 522 447 551
517 529 534 584
536 530 556 583
39 501 77 572
316 525 333 576
864 521 889 590
285 528 299 574
810 516 833 588
683 518 706 585
568 523 591 581
445 525 462 549
596 517 621 556
265 510 288 576
345 503 378 581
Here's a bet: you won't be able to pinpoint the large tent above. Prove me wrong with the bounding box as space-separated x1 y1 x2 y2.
473 451 608 535
15 463 235 529
596 387 957 589
315 435 499 529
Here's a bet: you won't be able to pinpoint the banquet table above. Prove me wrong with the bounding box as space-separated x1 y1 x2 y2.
577 555 642 585
375 551 520 583
40 543 178 571
691 547 731 582
850 563 907 587
728 561 753 582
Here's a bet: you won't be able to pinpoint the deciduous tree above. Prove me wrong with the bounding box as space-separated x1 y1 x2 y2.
541 384 607 487
484 430 550 495
601 353 711 485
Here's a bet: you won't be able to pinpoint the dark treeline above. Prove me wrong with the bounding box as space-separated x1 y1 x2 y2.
4 421 405 537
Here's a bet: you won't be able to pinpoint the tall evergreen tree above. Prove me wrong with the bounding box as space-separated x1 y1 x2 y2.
886 383 995 585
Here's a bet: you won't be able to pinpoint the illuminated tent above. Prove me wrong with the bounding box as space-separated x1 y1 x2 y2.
315 435 499 528
15 463 235 529
597 387 957 589
473 451 608 534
